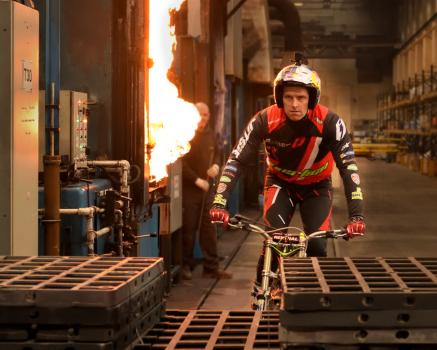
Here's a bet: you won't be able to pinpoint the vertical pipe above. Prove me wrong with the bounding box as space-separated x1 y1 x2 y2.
45 0 60 156
50 82 55 156
115 209 124 257
261 244 272 292
86 212 95 256
43 155 61 255
43 0 61 255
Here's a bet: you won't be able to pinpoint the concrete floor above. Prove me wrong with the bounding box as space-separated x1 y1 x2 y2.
167 158 437 309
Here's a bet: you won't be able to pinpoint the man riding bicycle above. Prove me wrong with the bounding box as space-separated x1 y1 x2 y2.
209 57 365 284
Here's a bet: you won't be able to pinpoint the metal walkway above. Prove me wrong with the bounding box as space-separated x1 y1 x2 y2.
167 158 437 310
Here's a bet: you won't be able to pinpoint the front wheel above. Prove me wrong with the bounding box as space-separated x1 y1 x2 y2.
252 290 281 310
251 283 269 310
251 280 282 311
253 297 267 310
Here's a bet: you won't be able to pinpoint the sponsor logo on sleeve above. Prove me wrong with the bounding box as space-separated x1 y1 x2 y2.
341 142 351 151
217 183 227 194
222 171 236 178
347 164 358 171
232 119 255 158
336 119 347 141
340 151 355 158
351 173 360 185
224 165 238 172
351 187 363 200
219 176 232 183
213 194 227 206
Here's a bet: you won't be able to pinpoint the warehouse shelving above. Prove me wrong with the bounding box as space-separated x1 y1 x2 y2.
377 64 437 176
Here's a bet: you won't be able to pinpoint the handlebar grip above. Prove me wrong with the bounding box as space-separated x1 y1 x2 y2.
211 220 224 224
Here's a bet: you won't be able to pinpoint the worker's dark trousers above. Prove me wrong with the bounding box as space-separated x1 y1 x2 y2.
256 176 333 282
182 187 219 272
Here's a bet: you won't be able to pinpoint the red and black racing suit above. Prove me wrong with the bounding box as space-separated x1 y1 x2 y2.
212 104 364 281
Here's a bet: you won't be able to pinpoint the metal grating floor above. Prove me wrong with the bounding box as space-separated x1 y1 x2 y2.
281 257 437 311
0 272 166 326
134 310 280 350
0 256 164 307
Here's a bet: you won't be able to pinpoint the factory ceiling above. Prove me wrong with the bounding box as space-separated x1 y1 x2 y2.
267 0 400 81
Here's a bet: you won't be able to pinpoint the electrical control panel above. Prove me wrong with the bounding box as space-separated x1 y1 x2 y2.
39 90 88 170
69 91 88 161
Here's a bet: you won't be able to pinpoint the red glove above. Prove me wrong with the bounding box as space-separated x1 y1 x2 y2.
209 206 230 228
346 216 365 238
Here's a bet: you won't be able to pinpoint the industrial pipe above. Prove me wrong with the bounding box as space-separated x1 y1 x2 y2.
43 155 61 255
86 160 131 196
114 209 124 257
40 206 107 255
59 207 105 256
59 207 104 215
72 160 132 256
83 160 132 221
85 211 94 255
95 226 112 238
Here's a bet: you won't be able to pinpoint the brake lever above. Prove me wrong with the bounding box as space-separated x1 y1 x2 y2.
234 213 252 222
229 217 239 225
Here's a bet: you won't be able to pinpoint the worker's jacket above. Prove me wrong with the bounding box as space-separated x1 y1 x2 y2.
213 103 364 218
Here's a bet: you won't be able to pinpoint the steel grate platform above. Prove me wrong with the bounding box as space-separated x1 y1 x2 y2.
133 310 280 350
281 257 437 311
0 256 167 350
0 272 166 326
0 256 164 307
279 327 437 346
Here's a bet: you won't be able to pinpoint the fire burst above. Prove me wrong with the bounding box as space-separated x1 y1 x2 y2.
147 0 200 181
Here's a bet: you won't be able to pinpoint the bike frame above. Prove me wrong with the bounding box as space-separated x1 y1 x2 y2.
257 231 306 310
228 218 347 311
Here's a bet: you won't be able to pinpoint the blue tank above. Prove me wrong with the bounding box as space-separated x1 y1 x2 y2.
38 179 113 256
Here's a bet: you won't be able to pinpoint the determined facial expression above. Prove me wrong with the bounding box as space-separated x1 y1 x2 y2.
282 86 309 121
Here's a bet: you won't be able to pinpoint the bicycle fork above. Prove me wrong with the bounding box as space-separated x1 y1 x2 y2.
256 239 275 310
298 231 307 257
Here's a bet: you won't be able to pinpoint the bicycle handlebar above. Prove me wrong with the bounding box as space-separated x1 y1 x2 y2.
228 215 350 241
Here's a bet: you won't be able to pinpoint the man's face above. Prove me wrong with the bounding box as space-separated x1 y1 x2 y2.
196 104 210 130
282 86 309 121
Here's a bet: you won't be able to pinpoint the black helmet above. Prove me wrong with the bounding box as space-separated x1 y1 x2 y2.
273 63 321 109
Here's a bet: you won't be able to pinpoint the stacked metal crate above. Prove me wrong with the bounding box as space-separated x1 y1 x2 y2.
0 256 166 350
280 257 437 349
133 309 280 349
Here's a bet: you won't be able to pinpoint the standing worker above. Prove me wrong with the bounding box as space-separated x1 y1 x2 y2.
209 57 365 284
181 102 232 280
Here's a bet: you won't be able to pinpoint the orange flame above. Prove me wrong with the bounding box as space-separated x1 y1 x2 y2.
147 0 200 181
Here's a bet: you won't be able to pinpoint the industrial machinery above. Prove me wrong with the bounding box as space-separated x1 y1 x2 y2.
0 0 39 256
1 0 183 293
38 90 88 171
